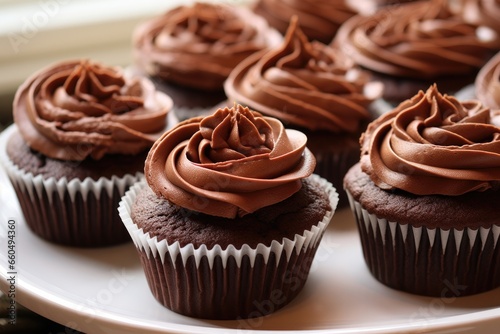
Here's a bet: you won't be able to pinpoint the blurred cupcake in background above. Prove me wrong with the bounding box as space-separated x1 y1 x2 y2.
475 51 500 110
461 0 500 37
225 17 383 208
132 1 281 121
252 0 370 44
0 59 171 247
333 0 500 106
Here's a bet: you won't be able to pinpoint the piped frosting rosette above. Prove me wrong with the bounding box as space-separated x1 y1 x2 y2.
225 18 383 133
345 85 500 296
13 59 171 161
133 2 282 91
118 104 338 318
333 0 500 79
145 103 317 218
361 85 500 196
1 59 172 246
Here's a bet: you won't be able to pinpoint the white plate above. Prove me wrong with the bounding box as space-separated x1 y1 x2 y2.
1 125 500 334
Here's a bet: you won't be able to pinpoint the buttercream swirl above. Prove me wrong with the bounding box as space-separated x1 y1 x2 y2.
224 18 383 133
133 2 281 91
360 85 500 196
462 0 500 35
475 51 500 110
145 104 316 218
333 0 500 78
253 0 361 44
13 59 172 161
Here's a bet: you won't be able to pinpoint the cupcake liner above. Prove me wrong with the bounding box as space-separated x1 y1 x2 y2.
347 192 500 296
0 126 142 247
118 174 338 319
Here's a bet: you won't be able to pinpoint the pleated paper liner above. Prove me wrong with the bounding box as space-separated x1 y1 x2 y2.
0 126 142 247
118 174 339 319
347 192 500 297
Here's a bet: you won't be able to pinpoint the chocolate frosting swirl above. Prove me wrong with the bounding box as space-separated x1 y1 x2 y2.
475 51 500 110
224 18 383 133
133 2 282 91
462 0 500 35
333 0 500 78
361 85 500 196
253 0 361 44
145 104 316 218
13 60 172 161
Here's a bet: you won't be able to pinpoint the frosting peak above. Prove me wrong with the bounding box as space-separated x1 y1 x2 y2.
361 85 500 196
14 59 172 161
145 104 316 218
224 18 382 133
64 61 124 101
188 106 274 163
54 61 143 116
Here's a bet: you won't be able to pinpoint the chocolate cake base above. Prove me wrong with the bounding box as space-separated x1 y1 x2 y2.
132 178 332 249
5 131 145 247
6 131 147 181
344 163 500 296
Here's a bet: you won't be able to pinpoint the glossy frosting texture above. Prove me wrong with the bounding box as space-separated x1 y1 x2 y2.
360 85 500 195
145 104 316 218
225 18 383 133
133 2 281 91
475 51 500 110
13 60 171 161
333 0 500 78
253 0 360 44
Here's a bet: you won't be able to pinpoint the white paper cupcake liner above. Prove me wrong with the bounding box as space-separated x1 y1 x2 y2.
347 191 500 296
118 174 338 319
0 125 143 247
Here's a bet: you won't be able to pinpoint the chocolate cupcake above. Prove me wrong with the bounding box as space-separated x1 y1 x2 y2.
333 0 500 106
344 85 500 296
0 59 172 247
118 104 338 319
224 18 383 208
252 0 366 44
132 1 281 121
